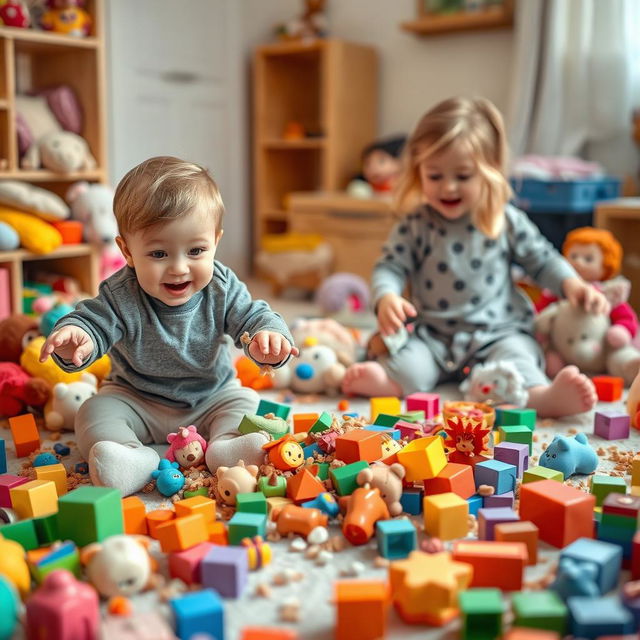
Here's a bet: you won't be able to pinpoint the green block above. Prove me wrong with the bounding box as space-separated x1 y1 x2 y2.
329 460 368 496
30 542 81 584
236 491 268 515
499 425 533 454
313 462 330 481
373 414 401 427
184 487 209 498
590 475 627 507
309 411 332 434
601 511 638 531
257 398 291 420
34 513 60 545
57 486 123 547
512 590 567 633
238 414 289 440
227 512 267 545
257 474 287 498
523 466 564 483
459 588 504 640
498 408 536 430
0 519 38 550
396 411 425 423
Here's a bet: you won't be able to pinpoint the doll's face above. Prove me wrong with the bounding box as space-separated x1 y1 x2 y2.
279 441 304 469
363 150 401 189
565 242 604 282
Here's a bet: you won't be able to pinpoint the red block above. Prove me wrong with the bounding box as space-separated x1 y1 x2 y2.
0 474 29 508
592 375 624 402
169 541 214 584
405 392 440 419
335 430 382 464
423 463 475 499
519 479 595 548
631 531 640 580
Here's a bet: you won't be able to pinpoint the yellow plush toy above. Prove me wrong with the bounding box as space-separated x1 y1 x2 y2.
0 208 62 254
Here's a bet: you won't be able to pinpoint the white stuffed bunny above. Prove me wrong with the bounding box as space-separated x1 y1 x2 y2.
44 372 97 431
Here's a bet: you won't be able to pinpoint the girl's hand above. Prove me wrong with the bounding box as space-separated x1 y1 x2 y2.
563 277 611 315
39 325 94 367
249 331 299 365
377 293 417 336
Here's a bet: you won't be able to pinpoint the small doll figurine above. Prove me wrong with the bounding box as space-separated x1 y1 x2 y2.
166 425 207 468
347 135 406 198
262 434 304 471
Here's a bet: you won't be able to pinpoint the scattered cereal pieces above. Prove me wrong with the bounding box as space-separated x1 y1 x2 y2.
279 597 301 623
340 561 365 577
305 544 321 560
478 484 495 497
255 582 272 598
307 526 329 545
373 556 390 568
316 550 333 566
289 537 307 552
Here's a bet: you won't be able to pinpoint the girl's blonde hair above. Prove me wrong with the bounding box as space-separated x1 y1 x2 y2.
394 96 512 237
114 156 225 236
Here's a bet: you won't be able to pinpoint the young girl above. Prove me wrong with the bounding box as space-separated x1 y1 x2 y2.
342 97 609 418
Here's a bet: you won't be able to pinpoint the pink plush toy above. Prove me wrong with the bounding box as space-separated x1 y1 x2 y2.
166 425 207 468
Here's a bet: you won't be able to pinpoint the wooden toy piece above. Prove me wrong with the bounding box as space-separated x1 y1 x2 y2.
201 544 249 598
400 487 424 515
274 503 328 538
498 407 536 430
423 462 476 500
169 541 213 585
9 479 58 519
394 420 423 442
8 413 40 457
0 439 5 474
57 486 124 548
519 480 596 548
452 540 528 590
628 370 640 428
34 463 67 496
101 611 178 640
227 512 267 545
493 442 529 478
241 535 272 570
292 412 319 434
122 496 148 536
494 521 539 566
329 460 369 496
566 596 634 638
174 495 216 523
236 491 267 515
33 513 60 546
309 411 332 434
474 459 517 495
423 492 469 541
592 375 624 402
599 494 640 555
0 474 29 508
286 467 325 503
372 413 401 428
511 590 567 634
342 486 390 545
590 475 627 507
0 518 38 551
155 513 208 553
632 454 640 486
389 551 473 625
146 509 175 539
334 580 390 640
370 396 401 422
376 519 417 560
207 521 228 545
170 589 224 640
522 466 564 483
0 533 31 597
483 491 514 509
28 541 80 585
258 472 287 498
477 507 519 541
459 588 504 640
240 628 298 640
25 569 100 640
561 537 622 595
594 409 630 440
262 434 305 471
301 492 339 518
257 397 291 420
499 424 533 454
396 435 447 482
502 630 561 640
266 496 292 518
334 429 383 464
405 392 440 419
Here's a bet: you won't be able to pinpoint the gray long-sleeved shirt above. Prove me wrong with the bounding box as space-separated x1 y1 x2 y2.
53 262 293 408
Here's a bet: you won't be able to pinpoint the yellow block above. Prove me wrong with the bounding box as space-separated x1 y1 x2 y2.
631 485 640 497
397 436 447 482
266 496 292 517
10 480 58 519
370 396 401 423
493 430 502 445
261 232 324 253
632 454 640 486
35 463 67 496
174 495 216 523
423 492 469 541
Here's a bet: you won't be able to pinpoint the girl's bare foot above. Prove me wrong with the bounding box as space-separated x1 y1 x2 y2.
527 365 597 418
341 361 403 398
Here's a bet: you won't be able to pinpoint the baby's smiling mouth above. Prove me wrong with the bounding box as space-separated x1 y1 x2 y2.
164 282 190 293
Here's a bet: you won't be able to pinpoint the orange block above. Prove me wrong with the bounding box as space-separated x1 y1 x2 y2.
146 509 175 539
286 468 325 504
122 496 148 535
207 521 228 545
292 413 319 434
334 429 382 464
452 540 527 590
423 463 475 499
519 479 595 548
494 520 539 565
503 630 561 640
335 580 390 640
174 495 216 524
155 513 208 553
240 629 298 640
593 375 624 402
8 413 40 457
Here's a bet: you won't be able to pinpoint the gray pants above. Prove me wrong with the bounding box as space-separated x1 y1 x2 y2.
381 333 548 395
74 379 259 461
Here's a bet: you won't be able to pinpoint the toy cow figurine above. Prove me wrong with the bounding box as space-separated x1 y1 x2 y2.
166 425 207 468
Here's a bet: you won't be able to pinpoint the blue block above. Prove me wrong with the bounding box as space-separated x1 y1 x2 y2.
467 494 484 517
171 589 224 640
567 596 634 639
301 492 339 517
474 459 516 495
363 425 401 440
376 519 416 559
561 538 622 595
400 487 423 515
0 439 5 474
342 412 359 418
596 535 632 558
302 442 320 458
53 442 70 456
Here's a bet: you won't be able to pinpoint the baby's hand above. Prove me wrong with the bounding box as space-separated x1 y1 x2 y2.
248 331 299 365
377 293 417 336
39 325 94 367
563 276 610 315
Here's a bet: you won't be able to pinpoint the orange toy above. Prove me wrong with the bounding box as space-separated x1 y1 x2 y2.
285 468 325 504
240 628 298 640
262 435 304 471
235 355 274 390
423 462 476 500
562 227 622 281
154 513 208 554
8 413 40 458
334 580 390 640
592 375 624 402
334 429 383 464
273 504 328 538
494 521 539 566
122 497 148 536
342 487 390 545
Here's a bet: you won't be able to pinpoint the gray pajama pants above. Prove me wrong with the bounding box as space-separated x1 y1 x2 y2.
380 333 549 395
74 379 259 461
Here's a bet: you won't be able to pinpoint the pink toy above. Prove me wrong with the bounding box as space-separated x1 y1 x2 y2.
166 425 208 468
0 362 50 417
25 569 100 640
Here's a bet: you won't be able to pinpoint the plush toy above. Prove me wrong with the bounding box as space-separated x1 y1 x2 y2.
166 425 207 468
44 372 97 431
0 221 19 250
539 433 598 479
81 535 153 598
290 317 359 367
275 0 327 41
235 355 274 391
22 130 97 173
216 460 259 505
315 272 370 315
151 459 185 497
41 0 92 36
0 362 50 417
535 300 640 386
262 434 304 471
0 1 30 27
460 361 529 407
0 208 62 254
356 462 405 517
0 314 40 363
347 135 406 198
0 181 70 222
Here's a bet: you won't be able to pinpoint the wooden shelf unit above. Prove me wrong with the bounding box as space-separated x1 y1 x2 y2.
253 38 379 267
0 0 107 315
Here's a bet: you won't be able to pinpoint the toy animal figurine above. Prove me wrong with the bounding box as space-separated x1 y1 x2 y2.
539 433 598 479
342 486 390 545
274 504 328 538
301 492 340 518
166 425 207 468
216 460 259 505
44 373 97 431
460 361 528 407
443 415 492 459
356 462 405 516
551 557 600 600
151 459 185 497
262 434 304 471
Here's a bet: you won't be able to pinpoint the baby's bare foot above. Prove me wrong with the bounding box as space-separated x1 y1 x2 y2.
341 361 402 398
528 365 596 418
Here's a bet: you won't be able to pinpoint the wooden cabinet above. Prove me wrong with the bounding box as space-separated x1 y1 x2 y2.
253 39 378 266
0 0 106 314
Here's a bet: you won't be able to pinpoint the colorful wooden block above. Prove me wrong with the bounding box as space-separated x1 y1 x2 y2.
376 519 417 559
292 412 319 434
256 398 290 420
493 442 529 477
523 466 564 484
240 628 298 640
10 480 58 519
34 463 67 496
423 462 475 499
459 588 504 640
155 513 208 553
8 414 40 458
400 487 423 515
0 440 5 474
207 521 228 545
499 425 533 454
394 420 423 441
423 492 469 541
0 474 29 508
364 424 400 439
33 513 60 546
590 475 627 507
511 590 567 634
483 490 514 509
227 512 267 545
174 495 217 522
474 459 516 495
405 392 440 419
145 509 175 539
258 472 288 498
592 375 624 402
519 480 596 548
633 454 640 486
502 631 560 640
27 541 80 584
498 408 536 430
170 589 224 640
329 461 368 496
397 436 447 482
286 468 325 503
372 414 401 427
494 521 539 565
334 429 382 464
567 596 634 638
201 544 249 598
477 507 519 540
335 580 390 640
594 410 630 440
0 518 38 550
309 411 332 434
370 396 401 423
467 494 484 517
561 538 622 595
168 541 213 584
122 496 148 535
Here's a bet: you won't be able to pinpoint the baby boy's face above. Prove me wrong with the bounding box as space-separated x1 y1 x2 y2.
117 208 222 306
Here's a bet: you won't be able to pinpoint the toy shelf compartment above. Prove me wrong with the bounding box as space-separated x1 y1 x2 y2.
510 177 621 214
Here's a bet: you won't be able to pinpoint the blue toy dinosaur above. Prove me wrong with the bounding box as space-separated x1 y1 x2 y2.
151 459 185 497
539 432 598 479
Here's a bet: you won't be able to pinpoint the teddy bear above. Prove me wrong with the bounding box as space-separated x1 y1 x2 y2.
22 130 97 174
0 314 40 364
216 460 259 505
356 462 405 517
539 433 598 479
0 362 50 418
166 425 207 468
44 373 97 431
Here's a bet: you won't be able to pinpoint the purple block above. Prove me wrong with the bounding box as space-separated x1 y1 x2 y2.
594 410 630 440
0 474 29 508
493 442 529 477
483 491 514 509
201 544 248 598
474 459 517 495
477 506 519 540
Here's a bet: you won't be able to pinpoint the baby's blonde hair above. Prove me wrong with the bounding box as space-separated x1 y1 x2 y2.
394 97 512 237
113 156 225 236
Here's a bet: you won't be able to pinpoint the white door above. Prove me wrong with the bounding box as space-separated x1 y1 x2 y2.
107 0 247 274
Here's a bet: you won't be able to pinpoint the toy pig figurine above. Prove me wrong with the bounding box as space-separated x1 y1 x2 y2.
342 486 390 545
166 425 207 468
539 433 598 479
